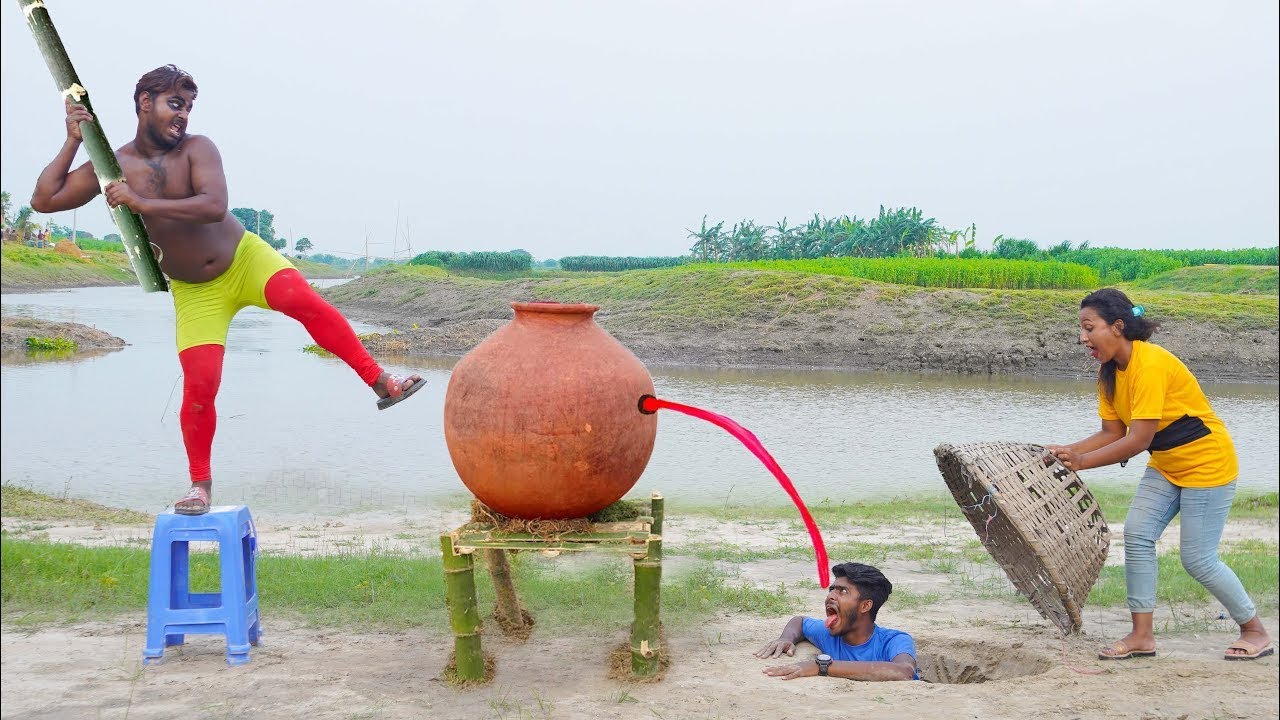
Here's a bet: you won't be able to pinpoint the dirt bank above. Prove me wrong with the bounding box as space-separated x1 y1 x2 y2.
325 272 1280 382
0 316 126 353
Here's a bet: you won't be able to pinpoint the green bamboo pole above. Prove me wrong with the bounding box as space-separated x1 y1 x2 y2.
631 535 663 676
649 491 664 536
16 0 167 293
441 534 485 681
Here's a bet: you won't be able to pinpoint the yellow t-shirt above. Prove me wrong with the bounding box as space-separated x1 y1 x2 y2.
1097 340 1237 488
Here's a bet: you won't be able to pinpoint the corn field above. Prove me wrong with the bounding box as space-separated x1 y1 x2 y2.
411 250 531 272
559 255 687 272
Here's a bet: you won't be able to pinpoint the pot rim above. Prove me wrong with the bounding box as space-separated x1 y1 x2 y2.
511 300 600 315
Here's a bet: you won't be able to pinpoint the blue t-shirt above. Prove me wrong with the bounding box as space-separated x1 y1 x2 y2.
801 618 918 679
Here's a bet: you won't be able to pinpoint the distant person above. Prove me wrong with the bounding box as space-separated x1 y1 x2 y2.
30 64 425 516
754 562 917 681
1046 288 1272 661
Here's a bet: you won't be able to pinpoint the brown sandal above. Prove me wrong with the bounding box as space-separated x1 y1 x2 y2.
174 485 211 516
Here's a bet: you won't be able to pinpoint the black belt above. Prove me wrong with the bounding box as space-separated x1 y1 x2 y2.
1148 414 1211 452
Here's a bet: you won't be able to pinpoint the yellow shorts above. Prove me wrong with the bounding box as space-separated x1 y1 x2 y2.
171 231 295 352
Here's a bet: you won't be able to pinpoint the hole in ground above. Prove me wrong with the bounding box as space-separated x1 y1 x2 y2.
917 638 1054 684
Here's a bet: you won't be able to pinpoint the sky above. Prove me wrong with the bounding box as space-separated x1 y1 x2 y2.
2 0 1277 261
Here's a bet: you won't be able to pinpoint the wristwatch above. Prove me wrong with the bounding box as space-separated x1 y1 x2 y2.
815 654 832 676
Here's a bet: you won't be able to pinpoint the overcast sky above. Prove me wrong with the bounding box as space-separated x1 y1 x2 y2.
3 1 1277 261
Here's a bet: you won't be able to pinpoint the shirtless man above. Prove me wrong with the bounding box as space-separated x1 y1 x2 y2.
31 64 424 515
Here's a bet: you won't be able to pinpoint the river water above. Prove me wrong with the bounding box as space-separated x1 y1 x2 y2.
2 285 1276 516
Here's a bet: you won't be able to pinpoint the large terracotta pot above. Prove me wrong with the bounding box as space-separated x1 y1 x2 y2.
443 301 658 519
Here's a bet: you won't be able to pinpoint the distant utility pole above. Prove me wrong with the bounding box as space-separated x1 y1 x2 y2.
71 207 77 245
256 208 262 237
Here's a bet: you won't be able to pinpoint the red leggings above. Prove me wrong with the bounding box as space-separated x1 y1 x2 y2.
178 269 383 482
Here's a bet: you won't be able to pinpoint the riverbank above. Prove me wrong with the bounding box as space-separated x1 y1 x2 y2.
323 266 1280 382
1 243 353 293
2 486 1276 719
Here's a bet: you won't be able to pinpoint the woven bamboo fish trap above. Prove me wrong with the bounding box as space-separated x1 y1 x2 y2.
934 441 1111 634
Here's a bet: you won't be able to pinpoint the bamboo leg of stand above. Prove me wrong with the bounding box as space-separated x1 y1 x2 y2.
631 534 663 676
486 548 532 635
441 534 484 681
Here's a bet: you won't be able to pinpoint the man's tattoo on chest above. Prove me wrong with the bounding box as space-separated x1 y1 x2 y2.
145 156 168 195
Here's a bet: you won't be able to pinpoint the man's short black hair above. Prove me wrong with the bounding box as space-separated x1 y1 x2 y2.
134 64 198 114
832 562 893 621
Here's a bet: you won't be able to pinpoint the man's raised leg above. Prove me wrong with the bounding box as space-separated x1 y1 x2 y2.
175 343 224 515
262 268 424 406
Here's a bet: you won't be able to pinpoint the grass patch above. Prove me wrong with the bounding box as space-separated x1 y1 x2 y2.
716 257 1100 290
1130 265 1278 295
1087 542 1280 614
24 336 77 352
0 483 150 524
0 243 135 288
0 540 799 629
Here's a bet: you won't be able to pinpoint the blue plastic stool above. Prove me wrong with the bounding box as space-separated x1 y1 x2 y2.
143 505 261 666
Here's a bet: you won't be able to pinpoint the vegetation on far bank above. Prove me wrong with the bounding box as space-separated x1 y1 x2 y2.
339 262 1280 334
0 243 134 289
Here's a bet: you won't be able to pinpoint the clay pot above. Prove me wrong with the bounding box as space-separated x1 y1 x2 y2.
443 302 658 519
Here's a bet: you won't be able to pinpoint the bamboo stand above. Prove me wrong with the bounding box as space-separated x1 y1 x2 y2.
440 491 665 683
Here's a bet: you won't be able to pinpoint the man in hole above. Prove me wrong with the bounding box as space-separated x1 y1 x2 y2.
755 562 918 681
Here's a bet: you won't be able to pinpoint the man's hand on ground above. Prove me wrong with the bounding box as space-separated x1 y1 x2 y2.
762 660 817 680
753 639 796 659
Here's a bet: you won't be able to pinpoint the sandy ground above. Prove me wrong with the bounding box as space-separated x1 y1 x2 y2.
3 511 1277 720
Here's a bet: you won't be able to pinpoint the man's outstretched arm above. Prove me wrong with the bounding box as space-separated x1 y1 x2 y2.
104 136 228 224
31 101 101 213
763 652 916 682
753 616 806 659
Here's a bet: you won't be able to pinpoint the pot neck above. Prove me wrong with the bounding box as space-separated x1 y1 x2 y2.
511 301 599 324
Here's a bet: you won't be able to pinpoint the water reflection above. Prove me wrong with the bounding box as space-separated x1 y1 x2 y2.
2 286 1276 516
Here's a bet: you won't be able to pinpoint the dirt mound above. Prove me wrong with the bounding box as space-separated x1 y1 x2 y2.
0 315 126 352
53 240 88 259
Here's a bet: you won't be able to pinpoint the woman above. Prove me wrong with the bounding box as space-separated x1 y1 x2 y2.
1047 288 1272 661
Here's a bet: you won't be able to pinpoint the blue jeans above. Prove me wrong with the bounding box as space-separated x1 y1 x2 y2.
1123 467 1257 624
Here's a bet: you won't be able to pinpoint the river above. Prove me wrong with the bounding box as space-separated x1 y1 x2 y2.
2 285 1276 516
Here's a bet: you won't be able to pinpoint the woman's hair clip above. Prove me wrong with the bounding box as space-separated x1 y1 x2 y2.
1132 305 1145 317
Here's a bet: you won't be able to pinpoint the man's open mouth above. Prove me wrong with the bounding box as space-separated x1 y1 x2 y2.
824 604 839 630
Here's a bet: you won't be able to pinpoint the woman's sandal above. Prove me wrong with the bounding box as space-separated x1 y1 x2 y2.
1224 640 1274 661
1097 641 1156 660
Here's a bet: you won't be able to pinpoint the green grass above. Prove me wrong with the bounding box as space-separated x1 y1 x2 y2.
330 262 1278 338
73 238 125 253
1130 265 1279 295
1087 541 1280 613
0 243 135 288
715 257 1101 289
0 483 151 524
24 336 77 352
0 539 799 629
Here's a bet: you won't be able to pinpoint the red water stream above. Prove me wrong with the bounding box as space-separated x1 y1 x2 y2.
639 395 830 588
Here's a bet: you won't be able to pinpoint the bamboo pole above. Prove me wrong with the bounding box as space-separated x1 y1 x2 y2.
631 535 663 676
441 534 485 681
649 491 664 536
16 0 167 292
485 549 534 637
